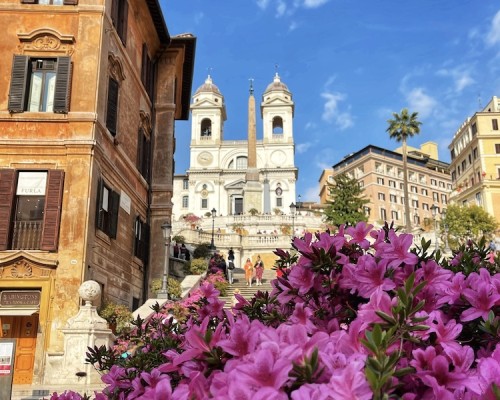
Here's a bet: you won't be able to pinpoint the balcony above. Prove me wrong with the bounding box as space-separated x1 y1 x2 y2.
11 220 42 250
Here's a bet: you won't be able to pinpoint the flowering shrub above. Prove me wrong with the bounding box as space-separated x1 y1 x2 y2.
60 223 500 399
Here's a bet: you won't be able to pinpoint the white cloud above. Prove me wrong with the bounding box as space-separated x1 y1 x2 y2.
276 0 287 17
436 66 475 93
321 91 354 130
404 87 438 119
296 142 312 154
486 10 500 45
304 122 317 130
303 0 329 8
194 12 204 24
256 0 270 10
302 186 320 202
289 20 299 31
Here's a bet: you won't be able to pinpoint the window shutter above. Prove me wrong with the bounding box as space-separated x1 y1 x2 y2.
0 170 16 250
40 170 64 251
137 128 144 172
95 178 103 229
118 0 128 45
143 222 150 265
53 57 72 113
106 78 119 136
144 137 151 181
111 0 119 28
63 0 78 4
108 190 120 239
8 55 29 113
21 0 37 3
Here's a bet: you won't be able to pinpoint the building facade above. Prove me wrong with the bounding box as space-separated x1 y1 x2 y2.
324 143 451 230
448 96 500 227
0 0 195 385
172 73 298 222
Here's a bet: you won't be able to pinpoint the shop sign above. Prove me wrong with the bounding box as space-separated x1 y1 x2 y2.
0 291 41 307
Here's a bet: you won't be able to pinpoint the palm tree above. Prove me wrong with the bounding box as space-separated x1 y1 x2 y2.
386 108 422 232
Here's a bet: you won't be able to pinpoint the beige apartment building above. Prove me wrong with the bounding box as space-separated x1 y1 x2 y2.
322 143 451 230
448 96 500 228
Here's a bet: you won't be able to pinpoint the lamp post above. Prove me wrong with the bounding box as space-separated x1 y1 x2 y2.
297 195 302 215
289 202 296 237
210 208 217 250
442 207 450 254
431 204 439 252
157 221 172 299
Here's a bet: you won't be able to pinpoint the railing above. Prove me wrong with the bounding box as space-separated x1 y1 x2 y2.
11 220 42 250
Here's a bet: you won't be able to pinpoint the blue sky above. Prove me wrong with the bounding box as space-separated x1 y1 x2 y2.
162 0 500 202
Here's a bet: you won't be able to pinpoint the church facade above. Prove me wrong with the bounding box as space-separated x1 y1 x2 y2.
173 74 298 223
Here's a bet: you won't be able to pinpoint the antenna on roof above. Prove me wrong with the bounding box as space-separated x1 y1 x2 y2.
478 93 482 110
207 67 213 78
249 78 254 95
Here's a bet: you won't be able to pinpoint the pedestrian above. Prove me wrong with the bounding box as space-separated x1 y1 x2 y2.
232 288 240 307
218 254 228 280
490 240 497 253
181 244 190 261
173 243 180 258
244 258 254 286
254 255 264 286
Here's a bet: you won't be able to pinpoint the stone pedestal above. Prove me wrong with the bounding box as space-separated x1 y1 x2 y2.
44 281 114 386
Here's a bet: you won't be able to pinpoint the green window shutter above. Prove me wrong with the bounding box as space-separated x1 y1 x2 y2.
40 170 65 251
108 190 120 239
0 170 16 250
53 56 72 114
8 55 29 113
106 78 119 136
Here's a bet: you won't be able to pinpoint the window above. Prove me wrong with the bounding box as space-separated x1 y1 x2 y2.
380 208 387 221
451 149 455 160
106 78 119 136
96 179 120 238
473 147 478 159
358 181 364 188
391 211 398 221
236 156 248 170
8 55 71 113
201 199 208 209
137 128 150 180
134 216 148 263
390 194 397 203
400 183 404 190
493 119 498 130
182 196 189 208
272 116 283 134
183 179 189 190
411 186 418 193
0 169 64 251
423 203 429 211
439 181 445 188
475 192 482 205
471 122 477 135
111 0 128 45
451 171 456 181
389 180 396 188
433 192 439 202
141 44 154 99
441 194 447 204
21 0 77 4
401 197 405 204
412 199 419 208
378 193 385 201
421 188 428 196
201 119 212 137
276 197 283 207
496 144 500 154
461 160 466 171
430 179 437 186
377 177 384 185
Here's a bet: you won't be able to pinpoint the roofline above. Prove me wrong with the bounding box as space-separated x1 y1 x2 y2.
145 0 170 44
333 144 450 171
170 35 197 120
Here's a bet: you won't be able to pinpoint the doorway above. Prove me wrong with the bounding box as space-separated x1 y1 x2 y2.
0 315 38 384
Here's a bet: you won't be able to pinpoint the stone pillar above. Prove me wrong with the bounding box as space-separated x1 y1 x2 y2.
44 281 113 386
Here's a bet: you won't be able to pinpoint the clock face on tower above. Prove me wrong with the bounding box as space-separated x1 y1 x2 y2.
271 150 286 166
197 151 213 166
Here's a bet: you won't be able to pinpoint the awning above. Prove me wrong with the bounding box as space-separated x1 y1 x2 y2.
0 308 39 316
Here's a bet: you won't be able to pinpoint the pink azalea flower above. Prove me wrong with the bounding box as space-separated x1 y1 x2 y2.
376 230 419 268
328 361 372 400
461 284 500 321
346 221 374 250
289 302 317 333
288 264 315 294
427 311 462 347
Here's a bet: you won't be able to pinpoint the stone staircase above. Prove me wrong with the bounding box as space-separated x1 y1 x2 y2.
218 268 276 307
10 384 104 400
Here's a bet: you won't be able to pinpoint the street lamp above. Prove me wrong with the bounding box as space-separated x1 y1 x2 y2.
442 208 450 254
210 207 217 250
289 202 296 237
157 221 172 299
297 195 302 215
430 204 439 252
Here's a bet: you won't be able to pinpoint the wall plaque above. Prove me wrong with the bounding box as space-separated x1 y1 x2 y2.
0 291 41 307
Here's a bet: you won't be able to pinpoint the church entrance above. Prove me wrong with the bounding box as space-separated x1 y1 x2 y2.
234 198 243 215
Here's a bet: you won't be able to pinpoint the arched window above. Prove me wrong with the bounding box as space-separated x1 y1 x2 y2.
228 156 248 170
201 119 212 137
272 116 283 134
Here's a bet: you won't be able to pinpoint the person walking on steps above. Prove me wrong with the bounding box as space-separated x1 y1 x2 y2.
254 255 264 286
227 247 235 284
244 258 254 286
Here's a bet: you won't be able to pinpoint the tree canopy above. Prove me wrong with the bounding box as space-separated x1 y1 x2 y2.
324 173 369 227
443 204 498 243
